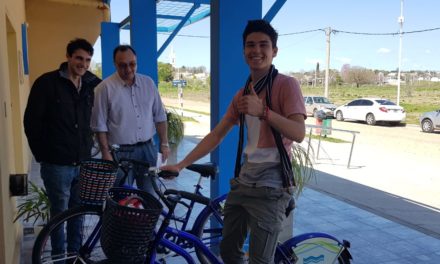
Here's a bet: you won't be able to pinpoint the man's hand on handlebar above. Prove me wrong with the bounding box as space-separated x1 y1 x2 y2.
159 164 180 180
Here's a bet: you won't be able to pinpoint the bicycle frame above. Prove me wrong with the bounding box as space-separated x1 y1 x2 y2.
114 147 214 237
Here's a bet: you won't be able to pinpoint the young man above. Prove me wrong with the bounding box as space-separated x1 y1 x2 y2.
162 20 306 263
91 45 169 195
24 38 101 256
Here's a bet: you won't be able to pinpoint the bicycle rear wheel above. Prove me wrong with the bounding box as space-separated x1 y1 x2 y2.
192 194 226 264
32 205 104 264
275 232 351 264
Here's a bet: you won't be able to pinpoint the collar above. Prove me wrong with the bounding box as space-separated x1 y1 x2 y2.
58 62 82 90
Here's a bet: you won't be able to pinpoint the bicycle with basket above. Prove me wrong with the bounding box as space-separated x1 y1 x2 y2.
32 146 226 263
32 146 352 264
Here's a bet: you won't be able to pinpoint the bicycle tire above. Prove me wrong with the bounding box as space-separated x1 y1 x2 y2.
192 194 226 264
32 205 104 264
275 232 351 264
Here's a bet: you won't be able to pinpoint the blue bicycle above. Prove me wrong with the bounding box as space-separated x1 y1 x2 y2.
32 160 352 263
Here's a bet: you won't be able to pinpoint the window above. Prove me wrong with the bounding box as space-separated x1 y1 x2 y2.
347 100 362 106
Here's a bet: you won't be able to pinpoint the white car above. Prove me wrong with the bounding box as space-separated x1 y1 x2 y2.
334 98 406 125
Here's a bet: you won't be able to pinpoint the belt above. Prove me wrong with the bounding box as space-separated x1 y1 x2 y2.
120 139 152 147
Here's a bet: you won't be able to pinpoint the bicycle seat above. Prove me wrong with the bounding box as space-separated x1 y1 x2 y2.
164 189 210 205
186 163 218 179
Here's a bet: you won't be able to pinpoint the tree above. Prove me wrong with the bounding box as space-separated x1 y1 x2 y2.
91 62 102 79
158 62 174 82
344 66 376 87
340 64 351 82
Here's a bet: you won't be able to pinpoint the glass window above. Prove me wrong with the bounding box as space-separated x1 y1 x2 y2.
376 100 396 105
362 100 374 106
347 100 361 106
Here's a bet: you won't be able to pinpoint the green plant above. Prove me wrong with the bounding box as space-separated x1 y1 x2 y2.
166 109 185 145
291 143 315 198
14 181 50 225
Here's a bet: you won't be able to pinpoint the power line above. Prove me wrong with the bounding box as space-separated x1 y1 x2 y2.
331 27 440 36
159 26 440 38
279 28 325 36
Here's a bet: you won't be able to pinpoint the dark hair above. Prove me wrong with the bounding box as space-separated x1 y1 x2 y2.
66 38 94 57
242 19 278 48
113 45 137 61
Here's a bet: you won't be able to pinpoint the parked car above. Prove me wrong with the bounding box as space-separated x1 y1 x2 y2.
334 98 406 125
420 109 440 133
304 96 337 118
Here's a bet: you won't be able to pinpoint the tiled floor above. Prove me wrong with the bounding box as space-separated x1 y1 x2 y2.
294 188 440 264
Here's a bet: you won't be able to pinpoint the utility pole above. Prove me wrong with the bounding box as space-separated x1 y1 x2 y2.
324 27 331 98
397 0 404 106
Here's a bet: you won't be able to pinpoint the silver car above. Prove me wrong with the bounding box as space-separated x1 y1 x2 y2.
420 109 440 133
304 96 336 118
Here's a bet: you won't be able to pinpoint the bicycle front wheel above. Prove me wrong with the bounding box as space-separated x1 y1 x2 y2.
192 194 226 264
275 232 351 264
32 205 104 264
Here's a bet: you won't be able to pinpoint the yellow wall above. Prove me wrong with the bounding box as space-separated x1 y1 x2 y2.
0 0 107 263
26 0 108 83
1 0 29 262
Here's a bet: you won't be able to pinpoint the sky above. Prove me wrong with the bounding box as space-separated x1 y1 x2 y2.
93 0 440 74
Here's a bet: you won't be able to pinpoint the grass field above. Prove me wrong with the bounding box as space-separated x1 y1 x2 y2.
159 80 440 125
159 79 210 102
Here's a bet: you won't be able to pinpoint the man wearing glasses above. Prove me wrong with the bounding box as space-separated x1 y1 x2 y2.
91 45 169 195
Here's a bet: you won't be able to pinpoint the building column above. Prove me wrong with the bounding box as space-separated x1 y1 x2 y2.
130 0 158 84
101 22 120 78
210 0 262 197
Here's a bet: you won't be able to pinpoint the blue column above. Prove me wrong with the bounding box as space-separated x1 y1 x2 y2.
21 23 29 75
210 0 262 197
101 22 120 78
130 0 158 84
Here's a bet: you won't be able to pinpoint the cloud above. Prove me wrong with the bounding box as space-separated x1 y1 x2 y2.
377 48 391 54
335 57 352 64
425 49 431 54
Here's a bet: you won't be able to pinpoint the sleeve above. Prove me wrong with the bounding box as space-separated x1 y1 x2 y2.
90 82 110 132
23 76 48 162
280 77 307 119
223 89 243 125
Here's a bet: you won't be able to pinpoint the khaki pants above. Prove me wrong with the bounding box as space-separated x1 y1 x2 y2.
220 179 292 264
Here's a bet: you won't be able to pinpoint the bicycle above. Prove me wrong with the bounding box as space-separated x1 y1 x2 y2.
32 156 352 263
31 147 225 263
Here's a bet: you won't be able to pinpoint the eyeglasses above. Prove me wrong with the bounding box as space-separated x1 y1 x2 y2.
116 62 137 69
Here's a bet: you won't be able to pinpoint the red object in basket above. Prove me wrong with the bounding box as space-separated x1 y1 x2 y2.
118 196 144 209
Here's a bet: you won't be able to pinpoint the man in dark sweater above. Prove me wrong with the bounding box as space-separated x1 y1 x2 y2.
24 38 101 258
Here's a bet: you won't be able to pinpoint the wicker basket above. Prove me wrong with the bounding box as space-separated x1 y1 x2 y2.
79 159 118 205
101 187 163 263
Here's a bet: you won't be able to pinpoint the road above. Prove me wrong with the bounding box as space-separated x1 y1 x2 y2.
305 117 440 209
